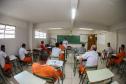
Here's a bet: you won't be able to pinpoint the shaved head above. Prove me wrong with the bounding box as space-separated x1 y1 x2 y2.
90 45 97 51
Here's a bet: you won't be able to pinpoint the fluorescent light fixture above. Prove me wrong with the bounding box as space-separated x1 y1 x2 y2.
49 28 63 30
71 8 76 20
79 28 93 30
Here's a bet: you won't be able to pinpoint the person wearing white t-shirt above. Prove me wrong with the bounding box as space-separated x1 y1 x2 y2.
63 38 68 48
78 45 98 75
81 46 98 67
0 45 12 76
102 42 113 59
51 43 61 57
105 42 113 54
19 43 32 63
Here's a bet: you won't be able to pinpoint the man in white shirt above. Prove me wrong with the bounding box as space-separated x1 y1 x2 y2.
78 43 86 54
80 45 98 67
78 45 98 75
19 43 32 63
51 43 61 57
0 45 12 76
105 42 113 54
63 38 68 48
0 46 7 68
102 42 113 59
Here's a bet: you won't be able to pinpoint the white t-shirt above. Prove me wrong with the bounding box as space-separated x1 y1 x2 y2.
19 47 28 60
105 47 113 54
51 47 61 57
63 40 68 48
0 51 7 68
78 47 86 54
82 50 98 67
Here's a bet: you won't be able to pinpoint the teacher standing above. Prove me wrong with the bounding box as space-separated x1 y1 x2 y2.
63 38 68 49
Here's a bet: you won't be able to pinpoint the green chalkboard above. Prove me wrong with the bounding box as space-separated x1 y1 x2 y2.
57 35 80 44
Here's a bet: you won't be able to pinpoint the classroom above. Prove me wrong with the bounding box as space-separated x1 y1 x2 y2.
0 0 126 84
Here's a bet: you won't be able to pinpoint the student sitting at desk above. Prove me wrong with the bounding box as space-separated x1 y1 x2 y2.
105 42 113 54
78 43 86 54
78 45 98 74
32 51 63 81
102 42 113 59
51 43 64 60
40 41 51 55
19 43 32 63
63 38 68 49
0 45 12 77
59 41 65 51
109 44 126 66
40 41 47 51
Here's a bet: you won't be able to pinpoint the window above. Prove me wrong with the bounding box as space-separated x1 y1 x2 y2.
35 31 46 39
0 24 15 39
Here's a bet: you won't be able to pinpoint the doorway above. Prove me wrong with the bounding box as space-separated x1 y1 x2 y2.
87 34 97 50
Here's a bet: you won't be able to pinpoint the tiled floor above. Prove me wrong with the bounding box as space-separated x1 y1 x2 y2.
8 53 126 84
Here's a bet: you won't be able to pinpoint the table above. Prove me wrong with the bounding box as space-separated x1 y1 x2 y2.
9 55 17 61
9 55 20 74
47 60 63 67
14 71 46 84
76 56 82 60
111 54 116 57
87 68 114 83
35 48 41 51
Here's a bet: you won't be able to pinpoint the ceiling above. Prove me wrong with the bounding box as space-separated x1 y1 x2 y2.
0 0 126 29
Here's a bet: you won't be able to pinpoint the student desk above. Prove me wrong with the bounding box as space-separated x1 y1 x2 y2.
47 60 64 84
9 55 17 61
47 59 63 67
87 68 114 83
14 71 46 84
47 59 64 73
9 55 18 74
35 48 41 51
111 54 116 57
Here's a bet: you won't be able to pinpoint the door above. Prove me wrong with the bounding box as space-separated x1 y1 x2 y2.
87 34 97 50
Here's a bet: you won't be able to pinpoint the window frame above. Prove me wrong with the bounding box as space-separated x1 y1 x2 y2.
35 31 46 39
0 23 16 39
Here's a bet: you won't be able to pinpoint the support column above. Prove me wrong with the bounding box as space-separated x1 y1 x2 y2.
28 23 36 50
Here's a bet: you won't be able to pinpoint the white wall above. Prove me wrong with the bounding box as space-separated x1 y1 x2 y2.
33 28 49 48
0 15 29 55
96 31 117 52
34 22 126 52
110 22 126 52
117 30 126 51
